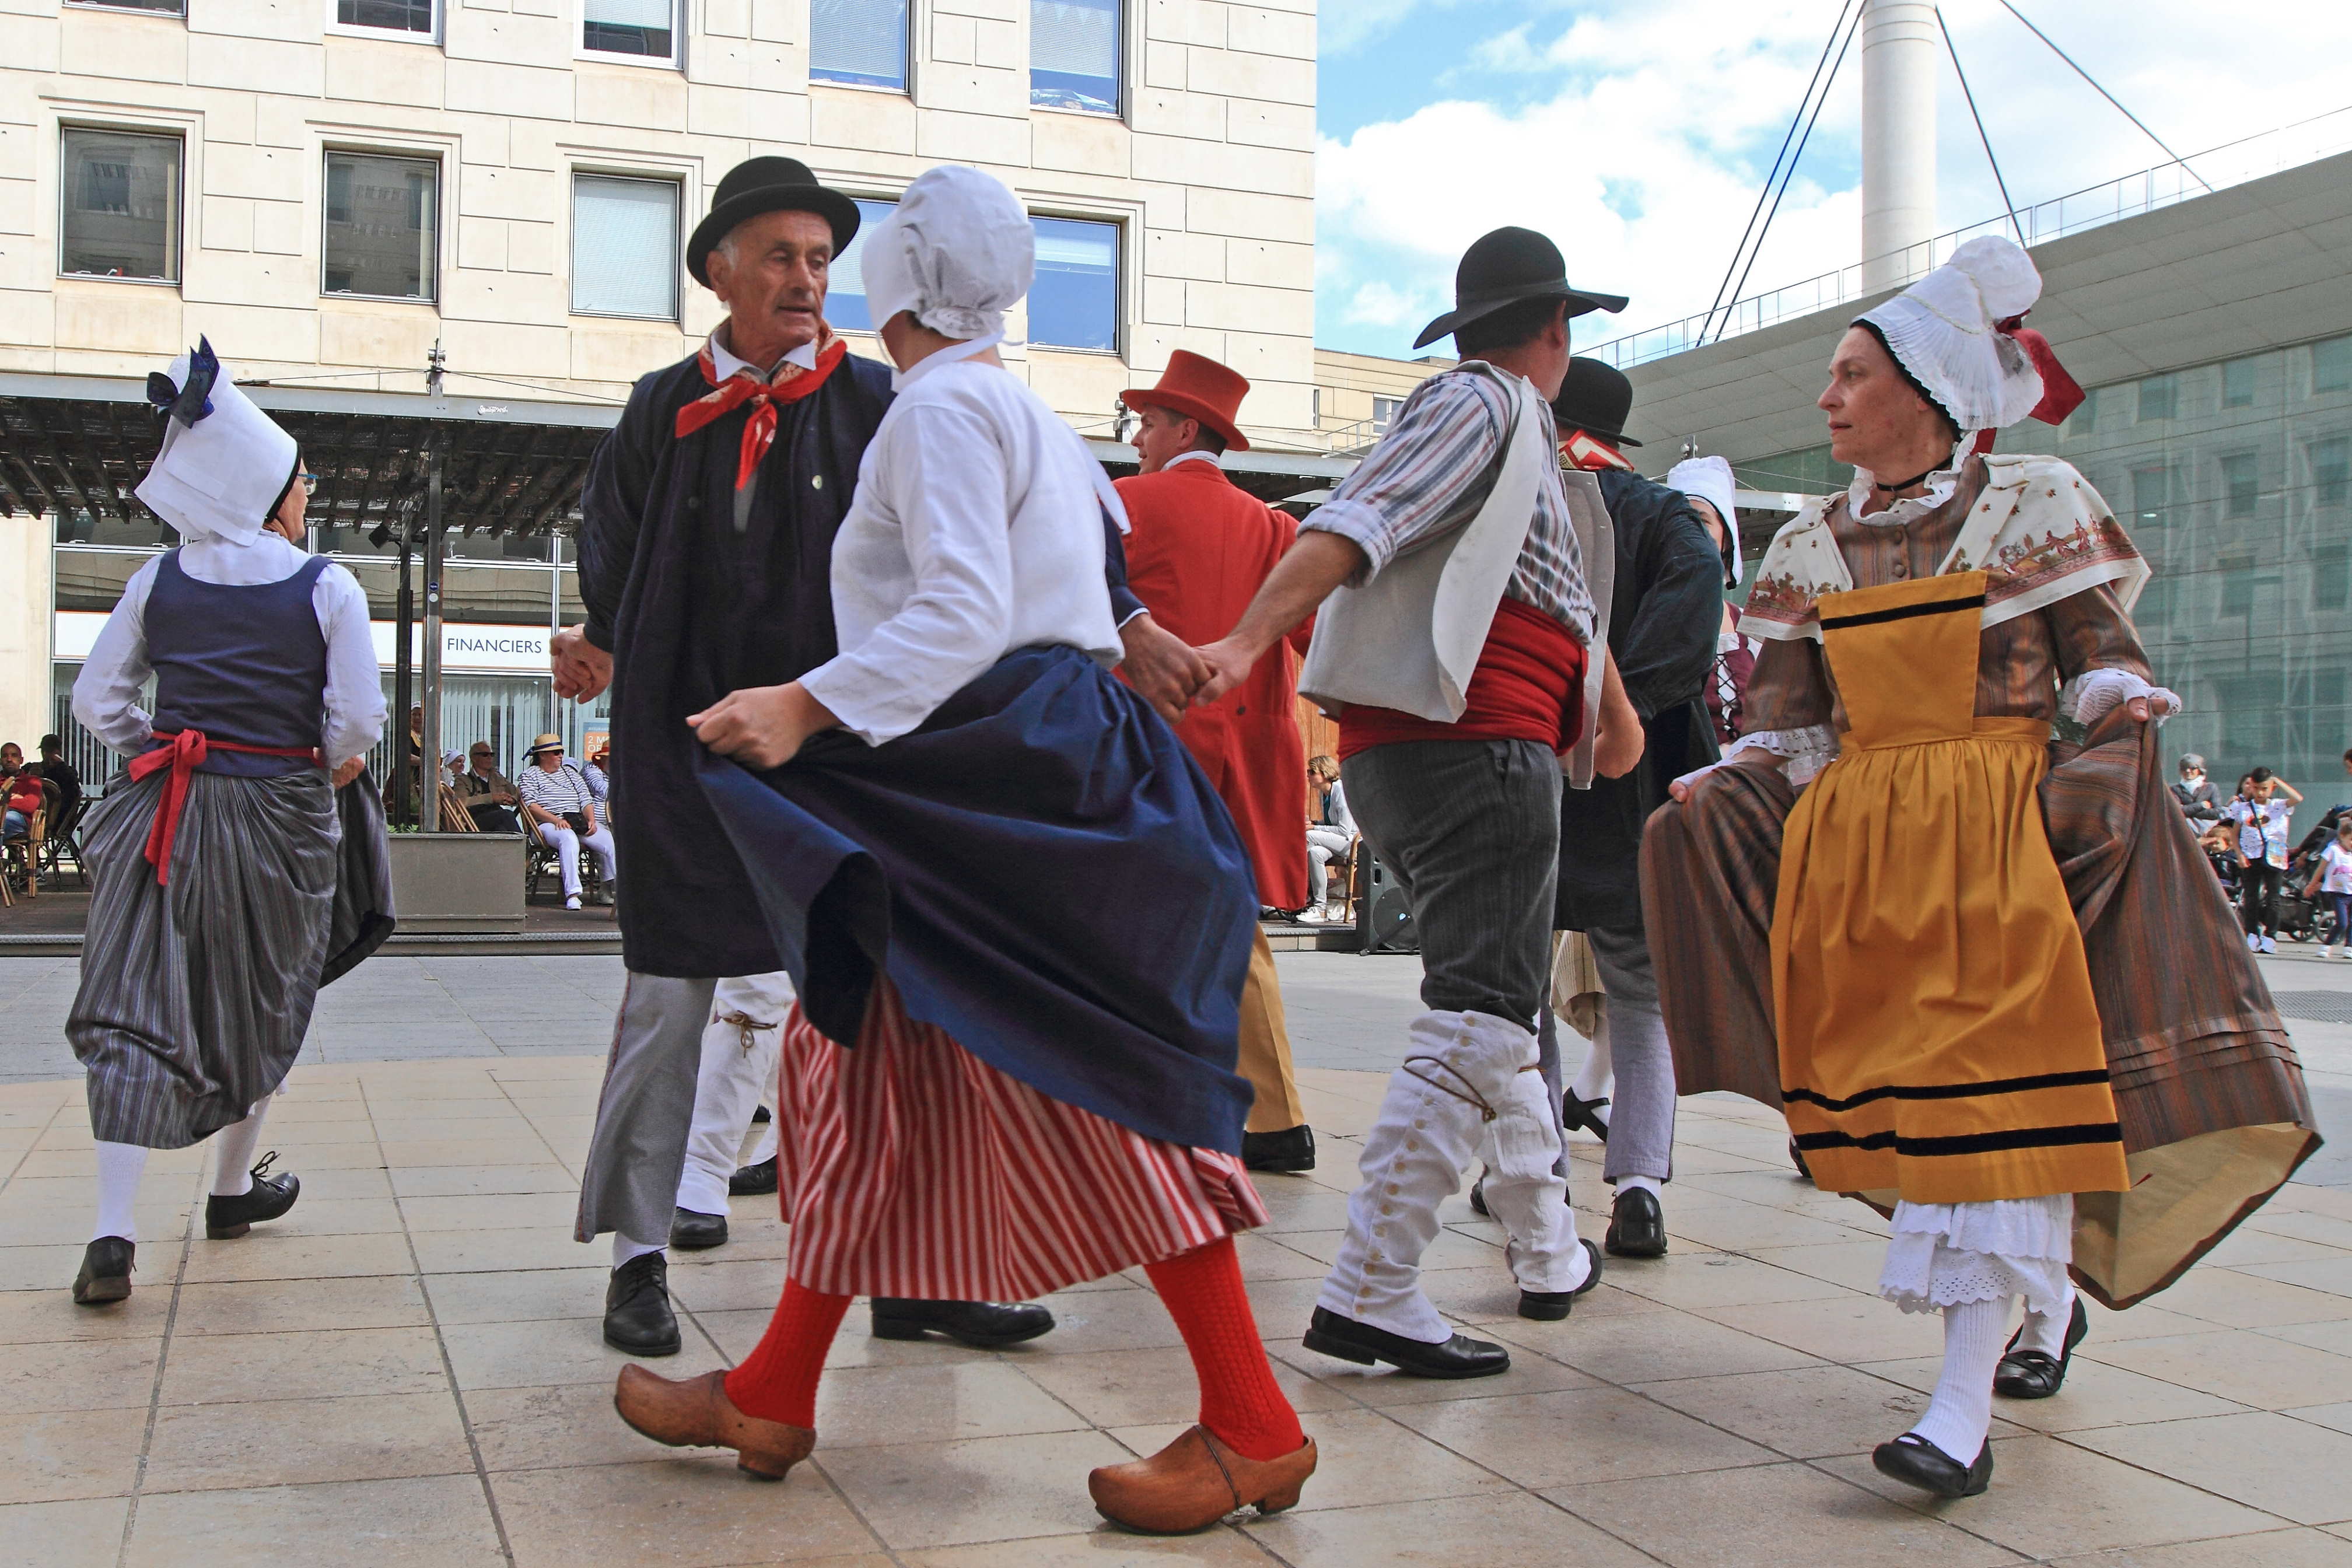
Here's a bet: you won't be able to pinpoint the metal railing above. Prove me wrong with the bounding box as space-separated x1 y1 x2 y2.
1586 103 2352 372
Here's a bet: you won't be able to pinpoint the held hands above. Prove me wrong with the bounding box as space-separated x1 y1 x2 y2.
1191 638 1256 707
552 625 614 702
688 681 841 770
1118 614 1212 724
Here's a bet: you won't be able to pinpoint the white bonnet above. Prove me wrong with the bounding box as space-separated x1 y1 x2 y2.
1666 454 1741 587
858 165 1035 344
1855 235 2046 433
134 339 300 545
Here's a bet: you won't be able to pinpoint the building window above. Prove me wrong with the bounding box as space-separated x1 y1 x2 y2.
2312 435 2350 510
811 0 907 91
822 197 901 332
582 0 676 61
2129 464 2169 523
337 0 436 33
66 0 186 13
323 152 438 302
2222 356 2259 409
2066 386 2099 438
1029 216 1117 352
59 128 181 283
2316 336 2352 397
2137 373 2176 423
572 175 678 319
1372 396 1403 431
1031 0 1120 115
2220 452 2259 519
2316 545 2350 612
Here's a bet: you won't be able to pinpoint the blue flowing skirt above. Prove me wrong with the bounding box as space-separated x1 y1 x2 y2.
694 645 1259 1154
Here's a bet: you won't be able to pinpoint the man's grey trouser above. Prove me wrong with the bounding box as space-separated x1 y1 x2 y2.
1536 922 1674 1185
574 973 717 1244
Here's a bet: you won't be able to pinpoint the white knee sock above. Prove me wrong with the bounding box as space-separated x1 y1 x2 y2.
1616 1174 1662 1199
613 1233 664 1269
94 1142 148 1242
1569 1028 1614 1105
2014 1283 2076 1357
209 1101 271 1197
1909 1296 2009 1461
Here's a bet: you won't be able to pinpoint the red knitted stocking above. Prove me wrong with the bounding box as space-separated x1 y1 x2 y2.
1145 1237 1306 1462
723 1278 850 1428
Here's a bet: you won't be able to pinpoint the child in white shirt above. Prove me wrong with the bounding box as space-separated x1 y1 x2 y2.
2304 816 2352 957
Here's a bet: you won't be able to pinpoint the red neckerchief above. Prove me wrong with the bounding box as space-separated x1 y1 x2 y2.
1562 430 1636 472
676 327 848 491
128 729 320 884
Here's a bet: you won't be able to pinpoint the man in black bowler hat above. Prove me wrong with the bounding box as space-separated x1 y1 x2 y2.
550 156 1091 1359
1194 226 1648 1378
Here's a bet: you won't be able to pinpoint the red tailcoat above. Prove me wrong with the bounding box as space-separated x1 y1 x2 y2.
1116 460 1310 911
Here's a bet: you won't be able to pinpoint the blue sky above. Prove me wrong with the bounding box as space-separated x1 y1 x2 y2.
1314 2 2352 358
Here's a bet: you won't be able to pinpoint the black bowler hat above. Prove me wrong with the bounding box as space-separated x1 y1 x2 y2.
687 156 863 288
1550 357 1643 448
1412 226 1628 351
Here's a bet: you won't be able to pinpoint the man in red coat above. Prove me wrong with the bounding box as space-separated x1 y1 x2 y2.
1118 352 1315 1173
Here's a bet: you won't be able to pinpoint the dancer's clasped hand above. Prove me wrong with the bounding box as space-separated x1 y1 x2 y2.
552 625 614 702
690 681 841 769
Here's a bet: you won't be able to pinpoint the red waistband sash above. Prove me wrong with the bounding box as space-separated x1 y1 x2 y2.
130 729 320 884
1336 597 1590 762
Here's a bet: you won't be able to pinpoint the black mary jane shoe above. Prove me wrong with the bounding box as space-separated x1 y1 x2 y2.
1562 1091 1611 1143
870 1298 1055 1348
1872 1433 1992 1499
729 1156 778 1196
1994 1297 2088 1400
1604 1186 1668 1259
604 1250 682 1356
1518 1237 1606 1321
1241 1125 1316 1174
73 1236 135 1307
204 1152 300 1240
668 1206 728 1251
1303 1306 1510 1377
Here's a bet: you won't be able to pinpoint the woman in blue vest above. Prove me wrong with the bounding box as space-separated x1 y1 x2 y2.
65 341 390 1306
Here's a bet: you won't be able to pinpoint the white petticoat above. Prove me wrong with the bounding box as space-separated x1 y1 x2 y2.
1880 1195 2074 1317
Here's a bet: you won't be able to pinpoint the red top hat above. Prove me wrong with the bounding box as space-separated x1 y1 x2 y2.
1121 351 1251 452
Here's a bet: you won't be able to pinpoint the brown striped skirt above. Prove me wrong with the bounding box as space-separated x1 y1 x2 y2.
1641 703 2319 1308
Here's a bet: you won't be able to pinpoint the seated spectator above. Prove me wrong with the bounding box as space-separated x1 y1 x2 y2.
583 740 612 813
4 762 43 900
517 732 617 909
2171 753 2221 824
1304 754 1354 919
0 742 22 789
36 736 80 828
454 743 523 833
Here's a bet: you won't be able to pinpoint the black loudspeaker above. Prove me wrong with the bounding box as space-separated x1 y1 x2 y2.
1353 849 1418 955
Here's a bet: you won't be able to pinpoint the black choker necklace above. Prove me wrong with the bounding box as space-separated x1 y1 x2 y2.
1875 462 1945 494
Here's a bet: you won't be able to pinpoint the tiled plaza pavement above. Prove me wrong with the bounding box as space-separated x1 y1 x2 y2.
3 1040 2352 1567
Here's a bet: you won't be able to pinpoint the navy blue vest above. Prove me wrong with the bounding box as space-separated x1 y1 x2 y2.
145 549 332 777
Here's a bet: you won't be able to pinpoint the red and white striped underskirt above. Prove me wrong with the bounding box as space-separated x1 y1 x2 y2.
772 979 1269 1301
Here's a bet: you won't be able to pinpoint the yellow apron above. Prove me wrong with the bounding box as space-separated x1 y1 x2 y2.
1772 566 2132 1205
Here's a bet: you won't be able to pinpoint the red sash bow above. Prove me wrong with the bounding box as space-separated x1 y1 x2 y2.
129 729 320 884
675 331 849 491
1971 311 2086 456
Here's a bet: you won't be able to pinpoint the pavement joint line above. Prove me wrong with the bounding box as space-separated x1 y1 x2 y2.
363 1070 522 1568
114 1160 200 1568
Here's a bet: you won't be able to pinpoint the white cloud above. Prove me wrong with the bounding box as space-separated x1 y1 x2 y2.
1341 281 1436 329
1317 0 2352 357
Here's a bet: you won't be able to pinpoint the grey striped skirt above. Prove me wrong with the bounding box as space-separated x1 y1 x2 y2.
68 767 341 1149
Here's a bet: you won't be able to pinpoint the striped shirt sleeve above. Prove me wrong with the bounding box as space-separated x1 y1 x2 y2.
1303 373 1508 583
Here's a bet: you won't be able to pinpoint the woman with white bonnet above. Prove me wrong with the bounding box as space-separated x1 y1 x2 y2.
1664 452 1756 746
65 339 390 1307
1642 237 2315 1498
611 165 1316 1531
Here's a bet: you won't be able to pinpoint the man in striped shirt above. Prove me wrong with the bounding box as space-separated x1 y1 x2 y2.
1195 227 1646 1380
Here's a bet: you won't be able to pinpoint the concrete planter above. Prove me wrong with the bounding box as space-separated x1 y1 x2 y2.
387 832 527 933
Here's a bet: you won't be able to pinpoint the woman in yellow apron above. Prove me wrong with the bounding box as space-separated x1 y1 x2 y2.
1647 237 2315 1502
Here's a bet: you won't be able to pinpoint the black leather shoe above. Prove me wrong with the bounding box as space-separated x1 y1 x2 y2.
1518 1238 1606 1320
1563 1091 1611 1142
1241 1125 1315 1173
73 1236 134 1306
204 1153 300 1240
729 1156 778 1196
1303 1306 1510 1377
604 1251 681 1356
1872 1433 1992 1498
669 1207 728 1251
751 1105 772 1124
1468 1177 1489 1217
1994 1297 2088 1399
1789 1138 1812 1181
870 1298 1055 1348
1604 1186 1667 1258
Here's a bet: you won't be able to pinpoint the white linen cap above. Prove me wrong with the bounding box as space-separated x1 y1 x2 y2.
857 165 1035 344
1666 454 1741 587
1854 236 2046 433
134 339 300 544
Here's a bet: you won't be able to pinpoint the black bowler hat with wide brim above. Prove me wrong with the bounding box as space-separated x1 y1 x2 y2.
687 156 864 288
1413 226 1629 351
1551 356 1644 448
